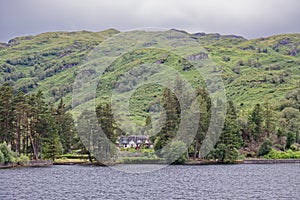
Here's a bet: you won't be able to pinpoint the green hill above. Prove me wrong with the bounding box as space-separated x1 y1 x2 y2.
0 29 299 125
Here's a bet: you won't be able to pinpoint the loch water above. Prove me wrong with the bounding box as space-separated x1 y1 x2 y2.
1 164 299 200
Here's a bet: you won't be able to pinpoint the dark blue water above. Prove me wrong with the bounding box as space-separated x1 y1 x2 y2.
1 164 299 200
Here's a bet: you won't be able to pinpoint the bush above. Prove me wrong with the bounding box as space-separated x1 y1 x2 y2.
222 56 230 62
0 142 14 164
0 151 4 164
18 155 30 166
264 149 278 159
274 144 284 151
290 144 299 152
286 132 296 149
264 148 300 159
224 147 239 163
162 141 187 164
258 138 272 156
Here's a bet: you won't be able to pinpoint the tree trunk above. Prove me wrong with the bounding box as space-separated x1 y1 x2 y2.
193 140 198 160
198 147 202 159
186 148 189 159
87 151 93 163
16 117 21 156
28 124 38 160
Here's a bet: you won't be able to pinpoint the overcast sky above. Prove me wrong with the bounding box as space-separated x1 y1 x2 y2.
0 0 299 42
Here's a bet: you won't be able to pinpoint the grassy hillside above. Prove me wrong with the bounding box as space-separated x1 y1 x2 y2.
0 29 119 105
0 29 299 125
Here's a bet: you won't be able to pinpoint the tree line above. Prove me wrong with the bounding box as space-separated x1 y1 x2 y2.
152 80 300 163
86 79 299 163
0 83 79 161
1 80 299 164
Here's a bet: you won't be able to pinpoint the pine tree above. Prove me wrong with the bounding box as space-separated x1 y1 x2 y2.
96 103 116 142
215 100 242 163
0 83 14 144
264 101 276 136
194 88 211 159
55 98 76 153
154 87 180 157
249 103 264 141
26 91 49 160
42 112 62 161
12 90 26 156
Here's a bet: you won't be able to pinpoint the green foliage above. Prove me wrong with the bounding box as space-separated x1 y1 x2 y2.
0 30 299 126
249 104 264 141
258 138 273 156
0 151 4 163
286 132 296 149
224 147 239 163
0 142 14 164
153 86 181 157
213 100 242 163
43 131 63 161
153 136 163 157
162 141 187 164
96 103 117 142
290 144 299 151
119 157 164 164
0 84 77 161
264 148 300 159
0 30 300 163
58 154 92 160
17 155 30 166
54 98 77 153
215 145 239 163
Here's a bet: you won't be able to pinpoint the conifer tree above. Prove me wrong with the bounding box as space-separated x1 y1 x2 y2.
215 100 242 163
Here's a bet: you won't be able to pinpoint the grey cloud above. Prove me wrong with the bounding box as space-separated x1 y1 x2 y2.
0 0 299 42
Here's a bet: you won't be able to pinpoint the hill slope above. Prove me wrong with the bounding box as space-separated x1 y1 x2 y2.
0 29 299 124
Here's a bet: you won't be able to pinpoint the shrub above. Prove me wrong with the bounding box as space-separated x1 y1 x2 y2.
18 155 30 166
264 148 300 159
264 149 278 159
162 141 187 164
236 60 244 66
290 144 299 152
224 147 239 163
274 144 284 151
286 132 296 149
0 142 14 164
222 56 230 62
258 138 272 156
0 151 4 164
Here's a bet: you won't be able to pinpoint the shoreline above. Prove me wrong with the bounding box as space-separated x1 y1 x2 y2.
2 159 300 169
54 158 300 166
0 160 53 169
243 159 300 164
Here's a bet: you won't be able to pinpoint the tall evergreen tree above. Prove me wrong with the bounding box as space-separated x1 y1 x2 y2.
249 103 264 141
0 83 14 144
193 88 211 159
55 98 76 153
154 87 180 157
215 100 242 163
42 106 62 161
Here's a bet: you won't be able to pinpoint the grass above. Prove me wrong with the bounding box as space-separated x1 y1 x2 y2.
55 158 90 163
118 157 164 164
